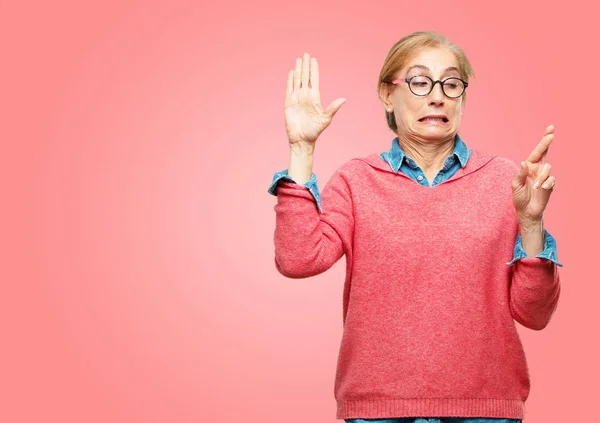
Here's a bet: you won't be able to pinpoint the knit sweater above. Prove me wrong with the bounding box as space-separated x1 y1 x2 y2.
272 148 562 420
269 135 562 268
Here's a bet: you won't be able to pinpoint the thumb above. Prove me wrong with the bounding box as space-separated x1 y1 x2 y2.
324 98 346 118
515 161 529 186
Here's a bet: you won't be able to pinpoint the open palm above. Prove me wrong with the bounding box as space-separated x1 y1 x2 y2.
284 53 346 145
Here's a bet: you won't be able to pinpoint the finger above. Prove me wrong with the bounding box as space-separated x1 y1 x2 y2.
541 175 556 190
310 57 319 91
540 136 554 164
513 161 529 187
540 125 554 163
294 57 301 90
526 132 554 164
301 52 310 88
324 97 347 117
533 162 552 189
286 69 293 98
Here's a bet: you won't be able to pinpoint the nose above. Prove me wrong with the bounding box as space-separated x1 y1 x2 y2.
428 80 445 104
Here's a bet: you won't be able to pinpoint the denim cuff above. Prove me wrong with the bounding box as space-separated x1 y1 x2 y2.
267 169 323 213
506 228 564 267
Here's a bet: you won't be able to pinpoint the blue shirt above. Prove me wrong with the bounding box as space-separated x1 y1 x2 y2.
268 134 563 267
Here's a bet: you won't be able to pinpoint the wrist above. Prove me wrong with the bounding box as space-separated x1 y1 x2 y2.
518 216 544 233
289 141 316 156
288 145 315 186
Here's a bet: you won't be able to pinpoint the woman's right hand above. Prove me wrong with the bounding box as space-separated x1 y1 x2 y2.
284 53 346 148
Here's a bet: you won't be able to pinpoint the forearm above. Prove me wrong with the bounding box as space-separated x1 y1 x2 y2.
288 142 315 185
510 217 561 330
519 217 545 257
273 177 348 278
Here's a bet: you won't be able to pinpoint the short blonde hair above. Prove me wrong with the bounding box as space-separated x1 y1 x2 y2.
378 31 475 134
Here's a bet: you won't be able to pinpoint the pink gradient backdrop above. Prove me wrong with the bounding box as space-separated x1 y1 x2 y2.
2 0 598 422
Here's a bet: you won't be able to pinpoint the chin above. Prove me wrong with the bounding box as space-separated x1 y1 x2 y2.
415 128 453 140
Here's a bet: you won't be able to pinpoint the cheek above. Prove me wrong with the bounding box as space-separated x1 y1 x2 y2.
396 98 421 120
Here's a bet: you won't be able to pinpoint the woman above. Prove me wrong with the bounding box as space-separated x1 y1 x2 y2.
268 31 563 423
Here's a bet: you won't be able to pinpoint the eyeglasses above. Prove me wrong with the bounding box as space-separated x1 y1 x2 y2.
384 75 468 98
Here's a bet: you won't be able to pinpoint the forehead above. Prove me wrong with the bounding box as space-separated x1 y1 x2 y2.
403 47 459 75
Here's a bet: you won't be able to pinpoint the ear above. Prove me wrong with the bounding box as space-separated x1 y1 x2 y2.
379 82 393 110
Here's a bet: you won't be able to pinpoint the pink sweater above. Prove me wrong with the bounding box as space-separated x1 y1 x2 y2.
272 149 561 420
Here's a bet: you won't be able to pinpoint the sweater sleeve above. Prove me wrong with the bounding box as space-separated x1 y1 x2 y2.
272 166 354 278
507 230 562 330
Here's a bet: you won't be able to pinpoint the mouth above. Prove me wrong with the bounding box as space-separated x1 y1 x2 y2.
418 115 449 124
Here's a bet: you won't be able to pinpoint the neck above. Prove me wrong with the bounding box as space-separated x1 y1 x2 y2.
397 133 456 173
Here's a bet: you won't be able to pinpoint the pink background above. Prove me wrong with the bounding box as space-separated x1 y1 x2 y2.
2 0 598 422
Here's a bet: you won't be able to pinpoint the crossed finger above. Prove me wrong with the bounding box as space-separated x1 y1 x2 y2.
534 162 553 189
527 125 554 164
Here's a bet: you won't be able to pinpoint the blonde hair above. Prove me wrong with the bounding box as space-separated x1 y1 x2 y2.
378 31 475 134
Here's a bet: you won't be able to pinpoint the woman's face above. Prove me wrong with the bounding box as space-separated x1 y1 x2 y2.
382 47 465 141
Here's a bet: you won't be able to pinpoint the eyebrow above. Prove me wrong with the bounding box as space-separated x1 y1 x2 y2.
406 64 460 75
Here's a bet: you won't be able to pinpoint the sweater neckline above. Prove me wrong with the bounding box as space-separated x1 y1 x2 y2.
354 148 497 188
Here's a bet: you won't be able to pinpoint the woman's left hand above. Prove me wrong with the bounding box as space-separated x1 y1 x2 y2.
512 125 556 222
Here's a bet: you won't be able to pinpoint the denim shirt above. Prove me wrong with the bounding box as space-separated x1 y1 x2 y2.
268 134 563 268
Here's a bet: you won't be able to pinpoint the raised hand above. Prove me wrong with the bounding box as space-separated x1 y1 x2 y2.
512 125 557 222
284 53 346 146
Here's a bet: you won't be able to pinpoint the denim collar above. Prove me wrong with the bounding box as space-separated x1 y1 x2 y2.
380 133 471 174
